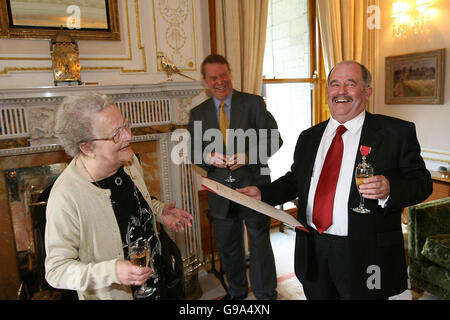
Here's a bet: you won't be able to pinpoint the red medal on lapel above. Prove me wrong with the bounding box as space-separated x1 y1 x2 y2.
360 145 371 157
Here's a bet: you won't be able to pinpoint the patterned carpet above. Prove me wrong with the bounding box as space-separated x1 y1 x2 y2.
198 270 306 300
197 228 440 300
275 273 306 300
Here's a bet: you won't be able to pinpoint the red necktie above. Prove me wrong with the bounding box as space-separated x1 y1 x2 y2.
313 125 347 234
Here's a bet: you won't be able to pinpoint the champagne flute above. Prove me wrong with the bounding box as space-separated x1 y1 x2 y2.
352 162 374 214
224 154 236 183
224 164 236 183
129 238 156 299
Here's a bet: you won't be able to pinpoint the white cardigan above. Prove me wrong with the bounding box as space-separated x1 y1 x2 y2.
45 155 164 300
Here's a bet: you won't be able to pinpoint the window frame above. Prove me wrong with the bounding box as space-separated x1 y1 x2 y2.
262 0 323 125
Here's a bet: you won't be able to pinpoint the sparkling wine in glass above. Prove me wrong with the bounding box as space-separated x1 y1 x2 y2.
352 158 374 214
129 238 156 299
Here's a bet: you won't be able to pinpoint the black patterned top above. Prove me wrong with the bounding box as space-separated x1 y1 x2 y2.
95 166 161 297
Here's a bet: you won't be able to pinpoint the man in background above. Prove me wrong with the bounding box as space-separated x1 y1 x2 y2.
188 54 282 300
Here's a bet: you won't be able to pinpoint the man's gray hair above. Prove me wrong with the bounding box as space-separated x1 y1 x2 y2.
55 92 114 157
327 61 372 87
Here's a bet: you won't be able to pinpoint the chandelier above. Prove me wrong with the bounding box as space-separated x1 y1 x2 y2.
392 0 433 39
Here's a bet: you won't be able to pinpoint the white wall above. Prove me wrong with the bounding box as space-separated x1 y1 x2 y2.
374 0 450 170
0 0 211 89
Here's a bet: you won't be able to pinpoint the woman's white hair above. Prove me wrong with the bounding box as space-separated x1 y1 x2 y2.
55 92 114 157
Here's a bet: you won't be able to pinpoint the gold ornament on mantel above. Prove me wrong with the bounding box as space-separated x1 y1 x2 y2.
157 51 195 81
50 31 82 86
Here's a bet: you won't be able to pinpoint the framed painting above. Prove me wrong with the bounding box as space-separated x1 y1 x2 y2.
0 0 120 40
385 48 445 104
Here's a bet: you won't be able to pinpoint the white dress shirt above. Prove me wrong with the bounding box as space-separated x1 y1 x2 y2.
306 111 366 236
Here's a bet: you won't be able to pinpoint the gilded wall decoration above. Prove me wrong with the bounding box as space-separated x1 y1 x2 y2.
0 0 146 76
153 0 197 72
0 0 120 40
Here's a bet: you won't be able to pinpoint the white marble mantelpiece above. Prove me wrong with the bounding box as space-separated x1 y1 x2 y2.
0 81 205 101
0 81 207 144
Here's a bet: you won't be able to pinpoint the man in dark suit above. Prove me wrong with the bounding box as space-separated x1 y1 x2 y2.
188 54 282 300
238 61 432 299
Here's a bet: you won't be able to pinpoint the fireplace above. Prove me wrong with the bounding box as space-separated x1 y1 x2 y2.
0 82 206 299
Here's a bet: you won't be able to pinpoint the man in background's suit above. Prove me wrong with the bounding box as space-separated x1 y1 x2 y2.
239 61 432 299
188 54 282 300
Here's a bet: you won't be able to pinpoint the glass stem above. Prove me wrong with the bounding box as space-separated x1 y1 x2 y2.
359 194 365 208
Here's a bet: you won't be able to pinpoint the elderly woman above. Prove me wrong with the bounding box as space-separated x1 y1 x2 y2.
45 92 193 300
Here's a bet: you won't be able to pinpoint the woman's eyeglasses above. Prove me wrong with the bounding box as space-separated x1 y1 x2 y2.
89 118 131 144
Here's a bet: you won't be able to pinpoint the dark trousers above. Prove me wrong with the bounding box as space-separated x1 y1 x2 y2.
301 230 391 300
301 230 354 300
213 202 277 300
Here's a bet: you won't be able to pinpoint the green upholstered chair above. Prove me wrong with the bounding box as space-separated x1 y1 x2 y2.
408 197 450 300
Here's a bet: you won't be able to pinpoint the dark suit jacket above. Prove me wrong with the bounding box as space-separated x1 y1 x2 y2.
259 112 432 298
188 90 282 218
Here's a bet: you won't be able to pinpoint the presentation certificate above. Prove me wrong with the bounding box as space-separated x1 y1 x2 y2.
201 177 309 232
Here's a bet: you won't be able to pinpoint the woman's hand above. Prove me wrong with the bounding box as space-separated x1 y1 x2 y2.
115 260 152 286
162 201 193 232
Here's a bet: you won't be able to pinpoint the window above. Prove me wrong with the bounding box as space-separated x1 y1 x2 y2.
263 0 312 79
263 0 318 208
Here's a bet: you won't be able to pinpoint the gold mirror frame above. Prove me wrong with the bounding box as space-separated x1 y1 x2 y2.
0 0 120 41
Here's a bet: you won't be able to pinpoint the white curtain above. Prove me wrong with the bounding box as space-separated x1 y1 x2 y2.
317 0 376 112
317 0 370 76
215 0 269 95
